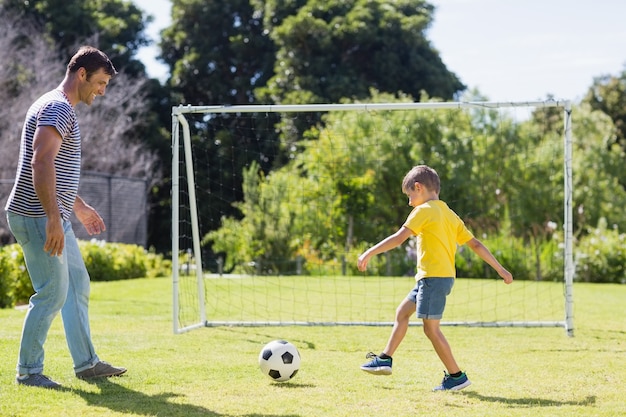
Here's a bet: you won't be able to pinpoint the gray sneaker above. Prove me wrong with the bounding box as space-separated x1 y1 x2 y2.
76 361 127 379
16 374 62 389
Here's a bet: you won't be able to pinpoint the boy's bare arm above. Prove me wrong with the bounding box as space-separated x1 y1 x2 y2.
357 226 413 271
465 238 513 284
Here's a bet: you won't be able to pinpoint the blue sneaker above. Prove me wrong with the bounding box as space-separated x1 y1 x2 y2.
360 352 392 375
433 371 471 391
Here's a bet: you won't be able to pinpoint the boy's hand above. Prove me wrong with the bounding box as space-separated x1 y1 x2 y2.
499 269 513 284
357 253 370 271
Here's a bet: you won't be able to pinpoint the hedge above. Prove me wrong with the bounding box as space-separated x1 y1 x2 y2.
0 240 171 308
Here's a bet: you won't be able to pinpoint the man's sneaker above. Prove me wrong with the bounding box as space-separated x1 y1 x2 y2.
76 361 127 379
360 352 392 375
16 374 62 389
432 371 471 391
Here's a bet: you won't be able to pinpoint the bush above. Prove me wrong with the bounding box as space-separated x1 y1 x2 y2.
79 240 147 281
0 245 32 308
455 232 563 282
575 218 626 283
0 240 171 308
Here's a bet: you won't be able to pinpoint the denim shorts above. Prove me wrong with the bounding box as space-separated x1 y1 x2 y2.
407 277 455 320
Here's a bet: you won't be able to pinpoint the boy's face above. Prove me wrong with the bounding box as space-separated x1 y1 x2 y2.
404 182 424 207
404 181 437 207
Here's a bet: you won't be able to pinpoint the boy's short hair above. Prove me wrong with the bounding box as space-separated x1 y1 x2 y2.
402 165 440 193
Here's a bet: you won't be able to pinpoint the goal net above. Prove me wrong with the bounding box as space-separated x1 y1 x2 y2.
171 100 574 336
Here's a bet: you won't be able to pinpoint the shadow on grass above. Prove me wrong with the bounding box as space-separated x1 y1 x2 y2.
269 381 316 389
73 378 299 417
464 391 596 408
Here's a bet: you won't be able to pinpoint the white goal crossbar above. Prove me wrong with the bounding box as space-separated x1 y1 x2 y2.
171 100 574 336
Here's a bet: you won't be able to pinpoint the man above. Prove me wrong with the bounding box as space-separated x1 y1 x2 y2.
5 46 127 389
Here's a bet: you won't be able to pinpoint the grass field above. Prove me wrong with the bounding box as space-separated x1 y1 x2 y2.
0 277 624 417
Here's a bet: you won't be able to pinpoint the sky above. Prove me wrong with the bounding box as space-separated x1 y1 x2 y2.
133 0 626 103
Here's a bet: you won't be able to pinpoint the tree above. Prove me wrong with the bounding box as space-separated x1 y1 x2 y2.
254 0 466 155
0 14 66 179
255 0 465 105
204 91 484 275
1 0 176 251
160 0 282 242
161 0 276 105
160 0 466 244
202 90 626 276
0 0 151 76
569 102 626 235
0 12 161 247
585 69 626 155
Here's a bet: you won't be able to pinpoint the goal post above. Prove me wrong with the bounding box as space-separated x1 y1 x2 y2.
171 100 574 336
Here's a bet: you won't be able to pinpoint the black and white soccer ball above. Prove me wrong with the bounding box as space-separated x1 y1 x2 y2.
258 340 301 382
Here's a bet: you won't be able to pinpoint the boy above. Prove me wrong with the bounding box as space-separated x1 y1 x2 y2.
357 165 513 391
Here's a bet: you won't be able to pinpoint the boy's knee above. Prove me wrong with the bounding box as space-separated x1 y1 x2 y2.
422 321 440 338
395 299 416 318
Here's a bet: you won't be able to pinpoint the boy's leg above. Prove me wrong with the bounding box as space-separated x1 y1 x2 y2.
424 319 471 390
422 319 460 374
415 278 456 371
416 278 471 391
383 297 416 356
361 292 416 375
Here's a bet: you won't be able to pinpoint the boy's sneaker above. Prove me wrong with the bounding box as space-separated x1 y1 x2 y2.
432 371 471 391
360 352 392 375
16 374 62 389
76 361 127 379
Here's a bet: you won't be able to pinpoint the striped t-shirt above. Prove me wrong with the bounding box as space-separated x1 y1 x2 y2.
5 89 81 221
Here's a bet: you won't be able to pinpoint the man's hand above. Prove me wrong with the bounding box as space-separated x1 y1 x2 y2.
44 216 65 257
74 198 106 236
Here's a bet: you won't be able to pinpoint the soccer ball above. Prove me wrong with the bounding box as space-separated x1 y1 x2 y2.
258 340 301 382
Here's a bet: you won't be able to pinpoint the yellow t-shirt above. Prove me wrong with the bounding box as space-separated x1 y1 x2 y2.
403 200 474 280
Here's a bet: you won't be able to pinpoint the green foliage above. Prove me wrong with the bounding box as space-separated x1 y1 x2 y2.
570 103 626 234
575 218 626 283
0 244 30 308
203 92 555 275
199 92 626 284
585 69 626 150
0 241 171 308
455 232 563 282
256 0 464 105
0 0 150 75
205 160 314 274
162 0 275 105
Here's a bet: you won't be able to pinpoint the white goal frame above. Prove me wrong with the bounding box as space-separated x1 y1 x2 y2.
171 100 574 336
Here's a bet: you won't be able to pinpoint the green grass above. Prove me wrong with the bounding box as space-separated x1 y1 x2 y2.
0 277 624 417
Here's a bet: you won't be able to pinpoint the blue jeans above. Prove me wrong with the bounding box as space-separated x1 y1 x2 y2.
7 212 99 375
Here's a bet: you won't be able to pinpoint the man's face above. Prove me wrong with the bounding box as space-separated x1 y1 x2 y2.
78 68 111 106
